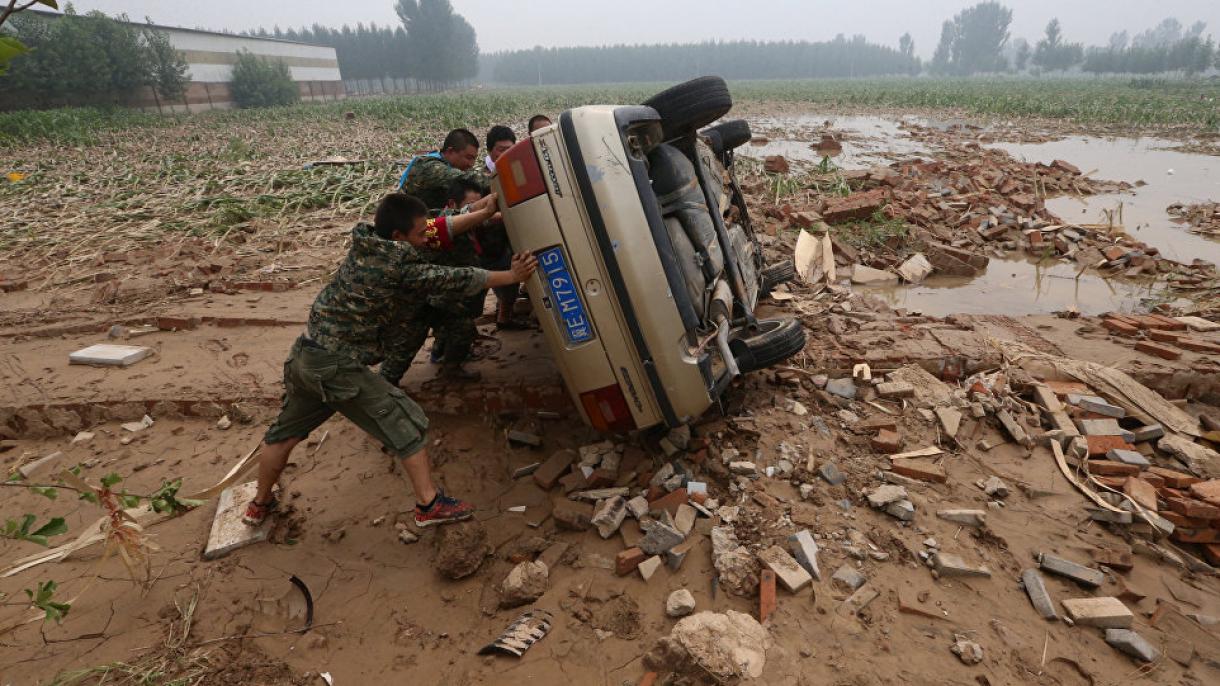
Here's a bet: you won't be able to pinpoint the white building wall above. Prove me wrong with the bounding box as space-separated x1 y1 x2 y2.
165 29 342 83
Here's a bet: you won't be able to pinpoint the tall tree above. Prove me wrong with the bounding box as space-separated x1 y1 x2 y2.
1013 37 1031 71
1033 18 1083 71
930 20 955 74
929 2 1011 75
396 0 478 89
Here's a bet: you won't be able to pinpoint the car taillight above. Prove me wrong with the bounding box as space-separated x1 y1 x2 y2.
496 139 546 207
579 384 636 433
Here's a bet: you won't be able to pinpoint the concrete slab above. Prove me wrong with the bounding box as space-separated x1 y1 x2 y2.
203 481 269 560
68 343 152 367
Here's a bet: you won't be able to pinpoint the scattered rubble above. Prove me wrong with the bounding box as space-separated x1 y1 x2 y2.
644 611 769 682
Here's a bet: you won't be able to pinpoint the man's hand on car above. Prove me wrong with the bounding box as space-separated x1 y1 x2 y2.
510 251 539 282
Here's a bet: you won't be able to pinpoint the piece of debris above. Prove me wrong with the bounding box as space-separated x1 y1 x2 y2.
1060 597 1133 628
507 430 543 448
951 635 984 665
203 481 269 560
433 521 489 580
758 545 812 593
643 611 769 682
932 552 991 578
71 431 94 445
501 560 549 608
18 451 63 480
937 509 987 527
69 343 153 367
121 414 155 433
851 265 899 285
216 415 232 431
478 609 554 657
592 496 628 539
832 564 866 591
666 589 696 618
1104 628 1158 663
788 530 822 580
1020 569 1058 621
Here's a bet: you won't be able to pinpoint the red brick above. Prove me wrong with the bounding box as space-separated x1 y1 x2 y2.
1087 460 1140 477
1102 318 1139 337
156 316 200 331
823 190 886 224
1087 435 1135 456
1148 467 1200 489
1171 528 1220 544
1103 246 1128 262
1147 329 1182 343
1160 510 1213 529
533 449 576 490
1201 543 1220 566
690 491 708 506
1045 380 1090 397
648 488 689 518
759 570 777 623
857 416 899 432
586 468 616 489
559 470 588 494
1191 480 1220 506
1124 478 1158 511
890 460 948 484
870 429 902 453
1107 313 1144 328
1134 340 1181 361
1176 337 1220 354
1140 472 1166 489
615 547 646 576
1091 547 1134 572
552 500 594 531
1166 497 1220 520
1095 476 1129 489
1145 314 1187 331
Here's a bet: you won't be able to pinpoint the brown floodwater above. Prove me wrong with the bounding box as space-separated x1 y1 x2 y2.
740 114 1218 316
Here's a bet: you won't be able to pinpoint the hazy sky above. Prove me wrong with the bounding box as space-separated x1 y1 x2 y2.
66 1 1220 56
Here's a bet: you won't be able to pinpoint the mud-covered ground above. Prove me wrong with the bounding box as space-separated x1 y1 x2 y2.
2 98 1219 685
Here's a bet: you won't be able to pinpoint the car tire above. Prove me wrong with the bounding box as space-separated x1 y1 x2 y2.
643 76 732 141
730 318 806 373
759 259 796 295
705 119 752 151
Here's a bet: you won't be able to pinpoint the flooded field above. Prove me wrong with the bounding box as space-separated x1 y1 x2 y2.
740 113 1218 316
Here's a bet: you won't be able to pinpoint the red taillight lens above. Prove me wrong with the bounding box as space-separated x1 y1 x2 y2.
579 384 636 434
496 139 546 207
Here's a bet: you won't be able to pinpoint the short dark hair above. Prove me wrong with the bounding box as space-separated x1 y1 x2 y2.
486 125 516 150
447 177 484 206
442 128 478 152
373 193 428 239
527 114 551 132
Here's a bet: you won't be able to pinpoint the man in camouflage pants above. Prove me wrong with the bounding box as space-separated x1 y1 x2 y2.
398 128 488 380
243 192 537 529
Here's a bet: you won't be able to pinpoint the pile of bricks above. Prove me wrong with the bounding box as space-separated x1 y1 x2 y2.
1100 312 1220 361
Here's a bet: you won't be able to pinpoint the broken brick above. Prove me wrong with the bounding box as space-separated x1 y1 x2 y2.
1123 478 1158 511
1147 467 1199 489
1087 435 1135 457
763 156 790 174
759 570 777 623
1171 528 1220 544
1147 329 1182 343
1190 480 1220 506
870 429 902 453
1134 340 1181 361
155 316 201 331
1165 497 1220 520
1091 547 1134 572
1101 318 1139 337
1088 460 1141 477
822 190 885 224
615 547 646 576
890 460 947 484
1176 337 1220 354
533 449 576 490
552 500 594 531
1201 543 1220 566
1159 510 1213 529
647 488 689 518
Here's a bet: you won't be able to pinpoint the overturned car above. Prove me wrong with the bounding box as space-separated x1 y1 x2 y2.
494 76 803 432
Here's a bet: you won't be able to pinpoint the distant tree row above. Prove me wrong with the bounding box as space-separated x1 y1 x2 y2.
488 35 921 85
0 8 188 110
247 0 477 89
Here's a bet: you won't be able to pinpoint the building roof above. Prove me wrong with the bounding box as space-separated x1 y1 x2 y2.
25 9 330 48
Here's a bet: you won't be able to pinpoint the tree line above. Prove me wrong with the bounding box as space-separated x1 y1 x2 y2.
486 36 921 85
247 0 478 89
0 7 188 110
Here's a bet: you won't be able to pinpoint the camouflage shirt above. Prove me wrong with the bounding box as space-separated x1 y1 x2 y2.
306 222 488 365
399 153 488 210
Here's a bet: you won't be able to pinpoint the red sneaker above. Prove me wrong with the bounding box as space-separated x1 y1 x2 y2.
242 497 278 526
414 490 475 528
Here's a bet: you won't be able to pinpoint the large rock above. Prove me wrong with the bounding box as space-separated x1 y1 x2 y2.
666 589 697 618
644 611 769 681
500 560 549 608
432 521 489 580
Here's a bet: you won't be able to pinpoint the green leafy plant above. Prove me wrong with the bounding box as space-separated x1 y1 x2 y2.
26 580 70 623
229 50 299 109
2 513 67 546
149 479 203 515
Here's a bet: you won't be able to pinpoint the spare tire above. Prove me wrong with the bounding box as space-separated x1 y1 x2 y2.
759 259 796 295
705 119 752 151
729 318 805 373
643 76 732 141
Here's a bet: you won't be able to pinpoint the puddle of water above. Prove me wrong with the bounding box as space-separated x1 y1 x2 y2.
739 113 1214 316
855 256 1165 316
990 137 1220 266
741 114 930 167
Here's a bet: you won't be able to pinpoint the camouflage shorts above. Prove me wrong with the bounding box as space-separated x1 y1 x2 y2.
264 337 429 458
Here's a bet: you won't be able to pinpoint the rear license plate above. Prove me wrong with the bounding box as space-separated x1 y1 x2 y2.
537 246 594 344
